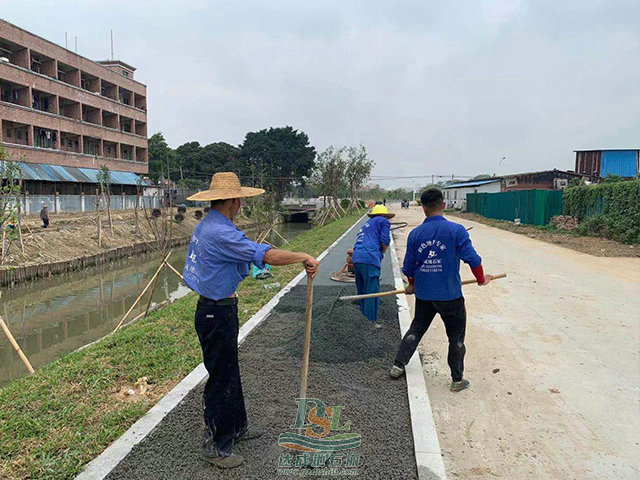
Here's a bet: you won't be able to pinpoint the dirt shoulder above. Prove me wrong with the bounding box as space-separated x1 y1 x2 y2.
451 211 639 258
3 208 264 269
391 205 640 479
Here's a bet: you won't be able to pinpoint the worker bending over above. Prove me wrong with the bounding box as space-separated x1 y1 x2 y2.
351 204 394 329
390 188 491 392
183 173 319 469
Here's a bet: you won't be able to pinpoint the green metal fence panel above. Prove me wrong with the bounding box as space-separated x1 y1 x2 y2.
466 190 563 226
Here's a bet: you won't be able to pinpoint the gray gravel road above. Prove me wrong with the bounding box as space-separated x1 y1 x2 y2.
105 218 418 479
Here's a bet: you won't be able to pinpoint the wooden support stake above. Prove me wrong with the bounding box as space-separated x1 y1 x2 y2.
143 274 160 320
299 275 314 400
271 227 290 245
0 314 35 374
164 261 184 280
114 251 171 332
339 273 508 301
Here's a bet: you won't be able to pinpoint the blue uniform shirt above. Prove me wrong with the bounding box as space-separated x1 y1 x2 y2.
351 216 391 269
402 215 481 301
183 209 271 300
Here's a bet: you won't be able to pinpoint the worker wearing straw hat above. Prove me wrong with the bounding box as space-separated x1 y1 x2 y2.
183 172 319 469
351 204 394 328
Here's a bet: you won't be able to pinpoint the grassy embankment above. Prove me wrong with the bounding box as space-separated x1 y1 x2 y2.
0 212 362 480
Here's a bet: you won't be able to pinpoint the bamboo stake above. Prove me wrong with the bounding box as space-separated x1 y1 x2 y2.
0 314 35 374
164 261 184 280
142 273 160 319
339 273 508 301
114 251 171 332
299 275 314 400
271 227 290 245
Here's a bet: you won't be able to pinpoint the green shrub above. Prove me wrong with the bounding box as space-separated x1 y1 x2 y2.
574 213 640 244
340 198 350 210
564 180 640 244
564 180 640 221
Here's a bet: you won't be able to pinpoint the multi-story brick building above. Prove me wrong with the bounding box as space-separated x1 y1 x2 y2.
0 19 148 195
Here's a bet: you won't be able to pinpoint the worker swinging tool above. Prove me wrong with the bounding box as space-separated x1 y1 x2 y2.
382 187 500 392
330 221 407 283
182 172 319 469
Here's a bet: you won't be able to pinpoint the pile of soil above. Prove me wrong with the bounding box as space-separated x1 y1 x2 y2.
452 212 639 258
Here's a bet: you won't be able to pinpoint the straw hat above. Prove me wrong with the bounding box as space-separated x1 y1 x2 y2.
187 172 265 202
368 204 395 219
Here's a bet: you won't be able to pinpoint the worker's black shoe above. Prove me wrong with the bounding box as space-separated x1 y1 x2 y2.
235 426 264 442
450 379 470 392
201 452 245 469
389 365 405 379
202 426 245 469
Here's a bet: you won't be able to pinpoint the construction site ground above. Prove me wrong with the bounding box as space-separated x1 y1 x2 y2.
102 216 420 480
452 211 639 258
392 206 640 479
3 208 262 269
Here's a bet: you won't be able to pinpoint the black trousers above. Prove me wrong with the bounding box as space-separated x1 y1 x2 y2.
194 297 247 456
394 297 467 381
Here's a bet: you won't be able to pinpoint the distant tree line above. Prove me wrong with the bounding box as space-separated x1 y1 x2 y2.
148 126 316 200
147 128 375 204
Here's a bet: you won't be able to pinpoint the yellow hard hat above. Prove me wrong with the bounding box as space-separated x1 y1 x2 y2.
368 204 395 218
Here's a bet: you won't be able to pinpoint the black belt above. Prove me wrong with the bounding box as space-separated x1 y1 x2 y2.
198 295 238 306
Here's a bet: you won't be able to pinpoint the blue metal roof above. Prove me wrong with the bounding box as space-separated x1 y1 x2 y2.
17 162 149 185
600 150 638 178
443 178 501 189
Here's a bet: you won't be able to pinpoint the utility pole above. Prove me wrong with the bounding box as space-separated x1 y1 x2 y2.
110 30 114 60
65 32 68 49
74 36 78 53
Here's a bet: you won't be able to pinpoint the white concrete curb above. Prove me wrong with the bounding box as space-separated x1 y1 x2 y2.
76 214 365 480
389 235 448 480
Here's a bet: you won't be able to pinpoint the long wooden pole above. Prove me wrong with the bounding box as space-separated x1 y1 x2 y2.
164 261 184 280
339 273 508 301
142 274 160 320
299 275 314 400
114 251 171 332
0 314 35 374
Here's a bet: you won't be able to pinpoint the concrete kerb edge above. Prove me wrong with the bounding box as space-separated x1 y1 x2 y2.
389 235 448 480
75 213 366 480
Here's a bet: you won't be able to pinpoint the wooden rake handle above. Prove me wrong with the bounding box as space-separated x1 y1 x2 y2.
339 273 507 301
299 274 314 400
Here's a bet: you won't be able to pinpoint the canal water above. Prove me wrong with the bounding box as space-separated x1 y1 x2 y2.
0 221 311 385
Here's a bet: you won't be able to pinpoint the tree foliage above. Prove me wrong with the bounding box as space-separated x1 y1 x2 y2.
344 145 374 209
148 132 176 182
237 126 316 200
309 146 347 205
147 127 316 198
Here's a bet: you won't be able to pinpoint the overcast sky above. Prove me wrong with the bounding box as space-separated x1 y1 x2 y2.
4 0 639 188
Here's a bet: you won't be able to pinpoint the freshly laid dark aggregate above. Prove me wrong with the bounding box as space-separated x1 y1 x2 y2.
106 219 418 480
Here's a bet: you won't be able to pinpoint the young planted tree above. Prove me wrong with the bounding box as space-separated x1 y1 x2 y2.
0 145 22 264
97 165 113 234
310 146 347 225
345 144 374 212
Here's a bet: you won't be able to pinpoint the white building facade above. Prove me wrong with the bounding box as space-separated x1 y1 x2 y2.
443 178 502 210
